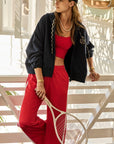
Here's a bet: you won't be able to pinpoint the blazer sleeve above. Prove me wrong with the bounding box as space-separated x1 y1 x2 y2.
85 30 95 58
25 14 46 69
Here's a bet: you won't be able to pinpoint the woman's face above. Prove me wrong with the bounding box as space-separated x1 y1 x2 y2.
55 0 73 13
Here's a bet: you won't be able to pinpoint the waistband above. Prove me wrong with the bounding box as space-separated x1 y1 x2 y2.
54 65 65 69
27 65 66 79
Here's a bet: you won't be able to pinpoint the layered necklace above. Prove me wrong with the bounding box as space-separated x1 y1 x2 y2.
59 18 73 32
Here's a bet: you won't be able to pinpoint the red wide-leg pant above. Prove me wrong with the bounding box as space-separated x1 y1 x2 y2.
17 65 69 144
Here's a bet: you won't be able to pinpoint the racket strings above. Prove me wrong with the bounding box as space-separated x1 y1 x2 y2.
58 114 86 144
56 114 67 141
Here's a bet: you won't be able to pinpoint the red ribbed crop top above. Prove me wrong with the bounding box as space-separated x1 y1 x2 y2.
55 34 72 59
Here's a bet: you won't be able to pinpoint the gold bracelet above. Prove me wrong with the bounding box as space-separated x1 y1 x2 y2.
37 79 44 83
89 67 95 72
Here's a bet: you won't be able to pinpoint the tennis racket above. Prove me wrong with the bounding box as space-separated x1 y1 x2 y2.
44 97 88 144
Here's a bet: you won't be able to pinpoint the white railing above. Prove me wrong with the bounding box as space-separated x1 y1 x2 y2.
0 75 114 144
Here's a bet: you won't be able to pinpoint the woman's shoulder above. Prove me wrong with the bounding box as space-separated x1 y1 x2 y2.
77 21 86 29
39 12 55 23
76 21 88 36
34 12 55 32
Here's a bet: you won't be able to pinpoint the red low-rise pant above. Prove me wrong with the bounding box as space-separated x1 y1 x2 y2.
17 65 69 144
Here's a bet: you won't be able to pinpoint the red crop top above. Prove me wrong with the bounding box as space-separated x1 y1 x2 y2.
55 34 72 59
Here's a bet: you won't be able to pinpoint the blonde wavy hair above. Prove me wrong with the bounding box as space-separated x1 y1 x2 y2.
54 1 85 45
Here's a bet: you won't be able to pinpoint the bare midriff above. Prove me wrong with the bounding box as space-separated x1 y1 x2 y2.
54 56 64 66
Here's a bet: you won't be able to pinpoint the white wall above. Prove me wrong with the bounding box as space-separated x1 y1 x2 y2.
83 6 114 74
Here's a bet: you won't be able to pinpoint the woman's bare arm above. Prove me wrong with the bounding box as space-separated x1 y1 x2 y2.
34 68 46 100
87 57 94 71
87 57 100 81
34 68 44 81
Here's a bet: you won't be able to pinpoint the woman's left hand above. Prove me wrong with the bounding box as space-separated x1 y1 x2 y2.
89 71 100 81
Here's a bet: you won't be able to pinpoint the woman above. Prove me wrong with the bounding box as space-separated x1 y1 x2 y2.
17 0 100 144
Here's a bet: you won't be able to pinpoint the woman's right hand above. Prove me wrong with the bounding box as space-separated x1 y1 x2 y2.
35 82 46 100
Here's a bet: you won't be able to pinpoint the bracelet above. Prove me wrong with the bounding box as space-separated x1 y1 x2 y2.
89 67 95 72
37 79 44 83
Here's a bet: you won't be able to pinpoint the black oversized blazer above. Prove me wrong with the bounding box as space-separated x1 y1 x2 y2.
25 12 94 83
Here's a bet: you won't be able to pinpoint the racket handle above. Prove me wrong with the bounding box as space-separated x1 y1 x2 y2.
44 97 51 106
